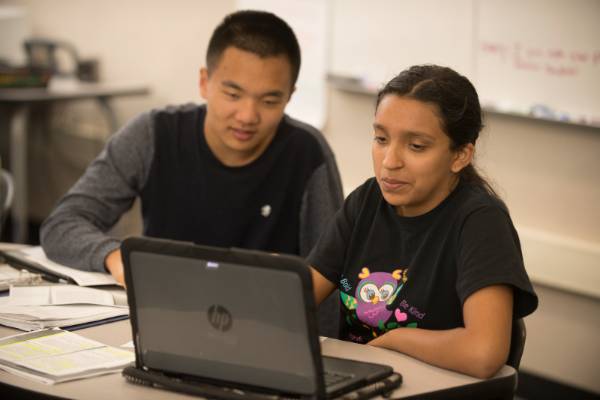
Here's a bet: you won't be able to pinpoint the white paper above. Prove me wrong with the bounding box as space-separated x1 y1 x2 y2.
15 247 117 286
8 285 116 307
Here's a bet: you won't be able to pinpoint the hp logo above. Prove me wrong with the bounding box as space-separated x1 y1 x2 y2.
208 305 233 332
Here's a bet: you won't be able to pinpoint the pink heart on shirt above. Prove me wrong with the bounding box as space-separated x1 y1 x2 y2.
395 309 408 322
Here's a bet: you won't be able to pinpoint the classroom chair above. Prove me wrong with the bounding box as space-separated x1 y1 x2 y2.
507 318 526 370
0 168 14 238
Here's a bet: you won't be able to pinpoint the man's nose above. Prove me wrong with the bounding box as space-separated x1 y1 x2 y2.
236 99 260 125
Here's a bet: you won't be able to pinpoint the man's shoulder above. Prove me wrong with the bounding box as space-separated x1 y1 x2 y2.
281 115 333 156
145 103 204 142
149 103 204 121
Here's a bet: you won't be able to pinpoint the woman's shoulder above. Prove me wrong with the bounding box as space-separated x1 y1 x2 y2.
454 182 509 217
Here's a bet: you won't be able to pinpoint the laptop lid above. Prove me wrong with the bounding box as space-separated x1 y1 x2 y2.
121 237 326 397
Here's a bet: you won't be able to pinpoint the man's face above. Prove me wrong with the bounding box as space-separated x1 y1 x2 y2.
200 47 294 166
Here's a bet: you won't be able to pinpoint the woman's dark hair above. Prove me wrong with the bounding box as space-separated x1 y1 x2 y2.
206 10 301 87
376 64 497 197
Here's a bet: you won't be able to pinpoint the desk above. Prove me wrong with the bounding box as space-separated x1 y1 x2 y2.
0 83 149 243
0 320 517 399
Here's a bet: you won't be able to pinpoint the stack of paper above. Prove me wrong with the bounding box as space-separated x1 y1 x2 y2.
0 285 128 331
0 328 134 384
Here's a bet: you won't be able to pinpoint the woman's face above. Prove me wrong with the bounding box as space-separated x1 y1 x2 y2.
372 95 471 217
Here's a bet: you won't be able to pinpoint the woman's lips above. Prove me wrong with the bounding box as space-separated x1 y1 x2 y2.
381 177 409 192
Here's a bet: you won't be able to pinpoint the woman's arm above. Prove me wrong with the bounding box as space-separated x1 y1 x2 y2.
310 267 336 305
368 285 513 379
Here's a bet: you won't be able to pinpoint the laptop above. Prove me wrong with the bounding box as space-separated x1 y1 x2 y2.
120 237 401 400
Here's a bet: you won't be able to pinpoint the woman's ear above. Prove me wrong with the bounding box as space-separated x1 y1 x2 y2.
451 143 474 173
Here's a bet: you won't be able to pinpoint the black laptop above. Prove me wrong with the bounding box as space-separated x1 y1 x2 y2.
120 237 401 400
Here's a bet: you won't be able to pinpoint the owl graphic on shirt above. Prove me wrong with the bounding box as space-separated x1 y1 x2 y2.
341 267 408 329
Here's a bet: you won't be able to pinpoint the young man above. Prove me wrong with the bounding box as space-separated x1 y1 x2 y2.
40 11 343 337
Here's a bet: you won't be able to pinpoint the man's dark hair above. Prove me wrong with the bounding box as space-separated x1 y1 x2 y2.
206 10 301 86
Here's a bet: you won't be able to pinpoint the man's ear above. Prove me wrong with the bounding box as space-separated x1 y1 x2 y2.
199 67 209 99
451 143 474 173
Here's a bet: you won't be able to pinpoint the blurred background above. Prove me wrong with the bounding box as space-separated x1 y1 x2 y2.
0 1 598 398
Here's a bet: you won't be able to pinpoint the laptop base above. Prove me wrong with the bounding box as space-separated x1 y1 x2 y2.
123 365 402 400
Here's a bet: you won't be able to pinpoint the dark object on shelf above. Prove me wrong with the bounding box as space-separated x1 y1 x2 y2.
0 66 51 88
24 38 100 82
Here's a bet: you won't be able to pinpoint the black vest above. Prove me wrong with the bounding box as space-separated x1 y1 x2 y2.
140 105 324 255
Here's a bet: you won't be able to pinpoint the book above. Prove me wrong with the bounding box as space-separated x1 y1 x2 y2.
1 246 118 286
0 328 134 384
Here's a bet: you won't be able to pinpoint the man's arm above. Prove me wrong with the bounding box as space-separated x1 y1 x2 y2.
40 112 154 276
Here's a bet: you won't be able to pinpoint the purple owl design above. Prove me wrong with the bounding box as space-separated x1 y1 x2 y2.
354 267 405 328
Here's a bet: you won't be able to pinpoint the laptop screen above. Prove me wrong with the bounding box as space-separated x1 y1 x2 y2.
128 251 320 395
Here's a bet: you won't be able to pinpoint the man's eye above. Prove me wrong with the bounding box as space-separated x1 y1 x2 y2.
373 135 386 144
263 99 281 106
224 92 240 99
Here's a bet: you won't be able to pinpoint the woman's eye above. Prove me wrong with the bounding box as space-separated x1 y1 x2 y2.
409 143 426 151
373 136 386 144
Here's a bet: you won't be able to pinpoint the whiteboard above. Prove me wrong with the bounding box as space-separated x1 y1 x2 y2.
331 0 474 89
330 0 600 126
475 0 600 125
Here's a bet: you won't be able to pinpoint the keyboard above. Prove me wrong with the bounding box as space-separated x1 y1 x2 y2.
324 370 354 386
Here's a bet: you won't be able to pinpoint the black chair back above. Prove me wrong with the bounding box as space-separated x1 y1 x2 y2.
0 169 14 238
507 318 526 370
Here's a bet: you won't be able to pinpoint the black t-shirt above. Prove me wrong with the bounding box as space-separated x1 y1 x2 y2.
308 178 538 344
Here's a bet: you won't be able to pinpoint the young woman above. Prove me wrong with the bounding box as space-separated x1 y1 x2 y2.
309 65 538 379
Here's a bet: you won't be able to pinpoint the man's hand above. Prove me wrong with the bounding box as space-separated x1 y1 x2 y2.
105 249 125 286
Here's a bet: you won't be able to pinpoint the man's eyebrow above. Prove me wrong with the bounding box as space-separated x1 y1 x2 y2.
221 80 285 98
261 90 285 98
372 123 388 133
221 80 243 91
